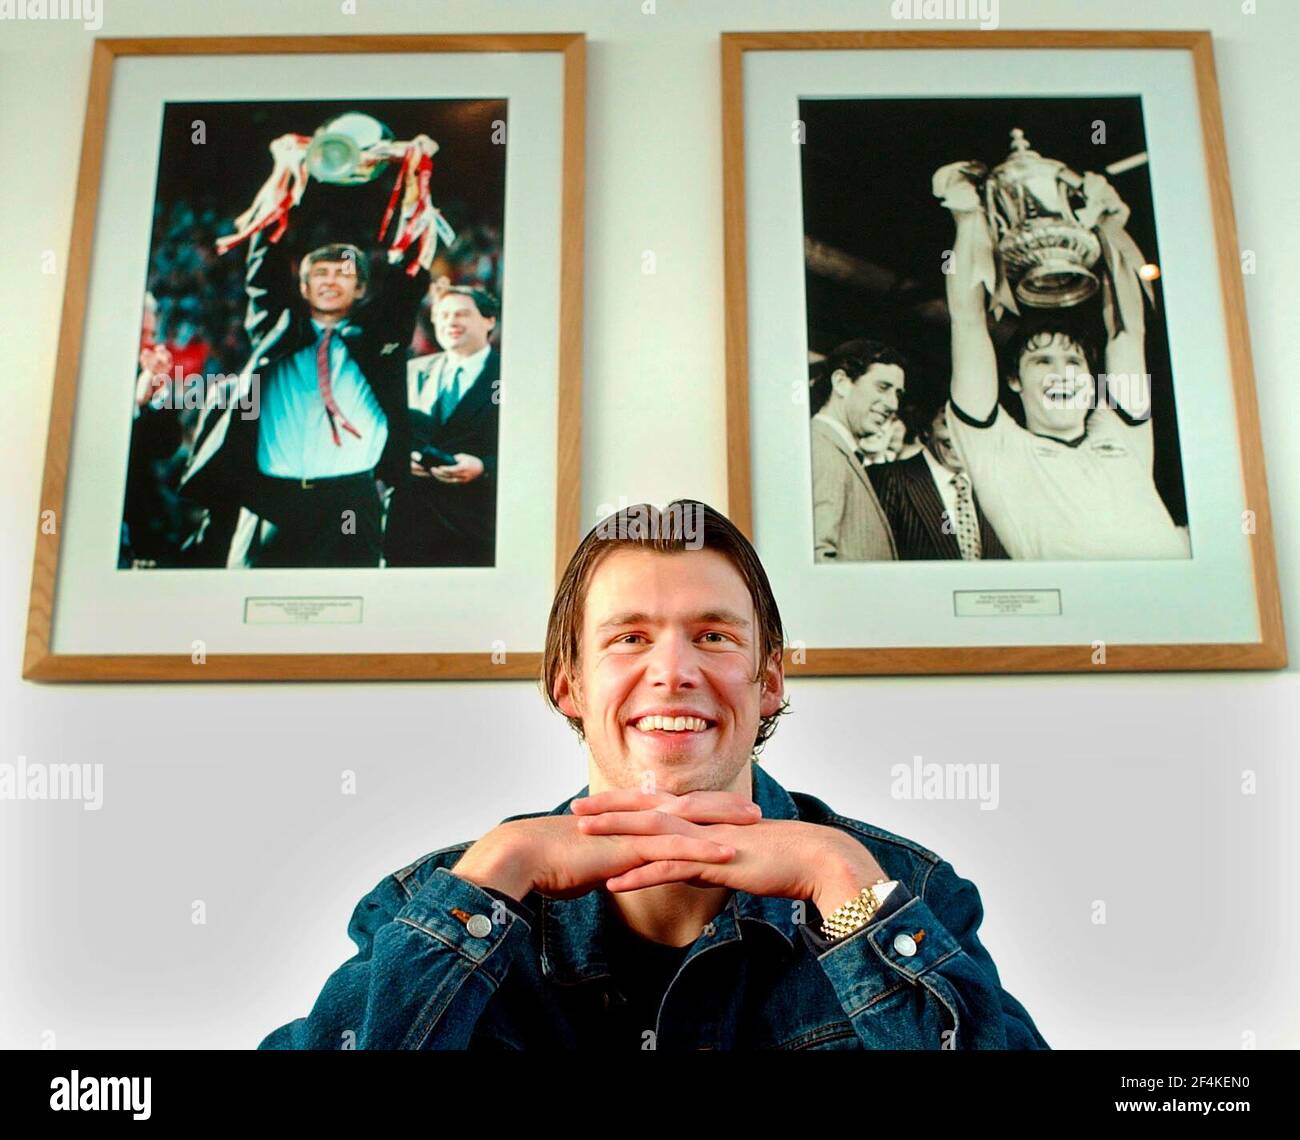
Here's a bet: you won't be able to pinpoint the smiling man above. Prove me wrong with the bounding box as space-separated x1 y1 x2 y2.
809 339 905 561
181 226 429 568
384 284 501 567
937 161 1189 561
260 500 1048 1050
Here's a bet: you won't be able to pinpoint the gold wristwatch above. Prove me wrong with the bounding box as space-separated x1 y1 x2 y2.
820 878 897 941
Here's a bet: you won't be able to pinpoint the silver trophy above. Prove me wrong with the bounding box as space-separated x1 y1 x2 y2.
305 113 395 184
984 128 1102 308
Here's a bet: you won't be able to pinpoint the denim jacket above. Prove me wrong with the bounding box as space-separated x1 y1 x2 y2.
260 764 1049 1050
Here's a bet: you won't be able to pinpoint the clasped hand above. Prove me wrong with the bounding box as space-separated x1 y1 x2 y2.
569 788 886 917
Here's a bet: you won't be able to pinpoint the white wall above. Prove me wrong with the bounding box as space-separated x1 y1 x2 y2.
1 0 1295 1050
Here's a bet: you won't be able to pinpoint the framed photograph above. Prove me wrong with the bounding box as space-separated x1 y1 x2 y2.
24 34 585 681
721 30 1285 674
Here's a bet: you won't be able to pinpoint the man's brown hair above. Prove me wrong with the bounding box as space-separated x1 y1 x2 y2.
540 500 791 754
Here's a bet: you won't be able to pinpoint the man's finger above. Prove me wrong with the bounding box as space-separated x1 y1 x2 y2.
578 809 686 836
607 860 725 893
628 835 735 866
571 791 661 815
670 790 762 823
573 788 760 823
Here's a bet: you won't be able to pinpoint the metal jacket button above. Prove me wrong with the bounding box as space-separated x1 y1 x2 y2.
893 933 918 957
466 914 493 938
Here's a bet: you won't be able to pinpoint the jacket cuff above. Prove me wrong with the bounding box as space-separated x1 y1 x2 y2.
801 881 913 954
395 866 532 988
479 884 538 928
804 891 965 1011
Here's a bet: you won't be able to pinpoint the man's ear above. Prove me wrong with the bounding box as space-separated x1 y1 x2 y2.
553 668 583 720
299 278 310 303
758 648 785 718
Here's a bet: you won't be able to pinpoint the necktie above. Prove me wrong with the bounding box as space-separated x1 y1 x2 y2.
434 364 464 426
316 326 362 446
952 472 981 560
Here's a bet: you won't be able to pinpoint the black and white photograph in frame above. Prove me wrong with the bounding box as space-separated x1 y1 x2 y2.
724 31 1284 672
800 96 1190 565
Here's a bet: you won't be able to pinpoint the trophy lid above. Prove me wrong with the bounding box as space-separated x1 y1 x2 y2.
992 128 1068 183
316 113 392 150
307 113 395 185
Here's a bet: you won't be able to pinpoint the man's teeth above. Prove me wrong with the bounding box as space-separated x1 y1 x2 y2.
633 715 710 732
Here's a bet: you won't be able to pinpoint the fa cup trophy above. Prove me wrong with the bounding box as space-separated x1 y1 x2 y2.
216 113 455 274
305 112 398 184
983 128 1102 308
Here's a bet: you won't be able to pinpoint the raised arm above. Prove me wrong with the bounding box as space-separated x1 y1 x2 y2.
1101 241 1150 422
938 165 999 422
242 225 295 346
1080 172 1151 423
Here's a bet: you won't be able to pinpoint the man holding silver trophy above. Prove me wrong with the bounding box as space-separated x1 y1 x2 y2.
937 130 1190 561
179 114 451 567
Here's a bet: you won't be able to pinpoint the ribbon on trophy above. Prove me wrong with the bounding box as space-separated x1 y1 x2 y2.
1074 170 1156 340
215 113 456 275
932 130 1154 328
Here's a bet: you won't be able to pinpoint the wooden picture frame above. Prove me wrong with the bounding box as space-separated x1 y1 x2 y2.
721 30 1285 675
24 34 586 681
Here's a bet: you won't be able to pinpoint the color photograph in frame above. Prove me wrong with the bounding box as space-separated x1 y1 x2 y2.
25 34 586 681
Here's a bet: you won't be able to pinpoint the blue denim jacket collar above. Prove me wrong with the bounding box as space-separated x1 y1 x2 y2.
536 763 802 986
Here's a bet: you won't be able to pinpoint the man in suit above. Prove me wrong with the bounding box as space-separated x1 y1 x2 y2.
869 401 1009 561
809 339 904 561
180 198 429 568
383 286 500 567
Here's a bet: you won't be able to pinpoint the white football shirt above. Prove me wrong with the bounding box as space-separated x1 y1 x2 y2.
945 399 1190 561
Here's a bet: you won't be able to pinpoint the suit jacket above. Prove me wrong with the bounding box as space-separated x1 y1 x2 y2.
810 416 897 561
383 347 500 566
868 451 1008 560
179 228 428 518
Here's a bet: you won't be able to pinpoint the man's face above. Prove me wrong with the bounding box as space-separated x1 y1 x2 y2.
1009 332 1094 435
928 407 963 472
434 292 496 356
834 362 904 438
299 258 364 317
554 546 784 797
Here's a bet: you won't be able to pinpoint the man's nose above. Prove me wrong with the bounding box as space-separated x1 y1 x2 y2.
645 631 700 687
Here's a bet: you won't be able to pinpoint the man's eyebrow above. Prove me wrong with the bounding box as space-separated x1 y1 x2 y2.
595 609 752 632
